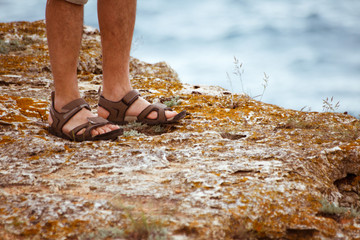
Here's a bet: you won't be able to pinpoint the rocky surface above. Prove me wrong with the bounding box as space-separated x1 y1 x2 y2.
1 21 360 240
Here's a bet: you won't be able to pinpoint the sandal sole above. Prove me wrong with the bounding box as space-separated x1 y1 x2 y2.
48 127 123 142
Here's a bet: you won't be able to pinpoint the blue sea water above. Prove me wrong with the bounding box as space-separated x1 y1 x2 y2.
1 0 360 116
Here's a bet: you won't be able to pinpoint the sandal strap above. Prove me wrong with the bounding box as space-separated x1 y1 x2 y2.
122 90 140 105
138 102 172 124
68 117 110 139
49 91 91 137
98 90 140 123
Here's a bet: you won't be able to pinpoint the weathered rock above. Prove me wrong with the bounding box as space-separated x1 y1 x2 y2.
1 21 360 239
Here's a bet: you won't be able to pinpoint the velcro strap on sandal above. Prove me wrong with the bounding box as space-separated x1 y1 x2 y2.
61 101 90 124
122 90 140 106
87 117 109 125
62 98 90 112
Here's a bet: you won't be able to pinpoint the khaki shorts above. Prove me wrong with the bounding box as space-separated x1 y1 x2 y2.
65 0 88 5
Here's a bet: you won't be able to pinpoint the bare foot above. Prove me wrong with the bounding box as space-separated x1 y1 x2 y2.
98 96 178 121
49 107 120 137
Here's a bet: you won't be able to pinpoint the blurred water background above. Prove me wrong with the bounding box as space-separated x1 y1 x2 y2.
1 0 359 116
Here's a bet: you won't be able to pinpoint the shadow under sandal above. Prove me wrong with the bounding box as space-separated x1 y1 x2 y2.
98 90 187 125
49 92 123 142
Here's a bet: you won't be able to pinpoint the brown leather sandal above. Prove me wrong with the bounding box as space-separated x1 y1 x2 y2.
48 92 123 141
98 90 187 125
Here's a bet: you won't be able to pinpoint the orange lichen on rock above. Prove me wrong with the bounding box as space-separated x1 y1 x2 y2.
0 95 47 123
0 136 15 144
15 97 47 119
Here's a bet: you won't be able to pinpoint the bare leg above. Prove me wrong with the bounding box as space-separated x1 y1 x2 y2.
97 0 177 120
46 0 118 136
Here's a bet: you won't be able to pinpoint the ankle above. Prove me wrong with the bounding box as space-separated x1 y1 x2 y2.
54 91 81 112
101 85 132 102
98 106 110 119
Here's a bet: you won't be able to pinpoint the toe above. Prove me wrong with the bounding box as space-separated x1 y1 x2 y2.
102 125 113 133
77 128 86 136
97 127 106 135
146 110 178 120
91 129 100 137
147 111 158 119
165 110 178 119
91 124 119 137
108 124 120 131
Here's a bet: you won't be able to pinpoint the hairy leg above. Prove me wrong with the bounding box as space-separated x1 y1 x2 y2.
46 0 118 136
97 0 177 120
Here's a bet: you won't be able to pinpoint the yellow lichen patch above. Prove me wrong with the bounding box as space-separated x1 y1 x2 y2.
0 136 15 144
0 21 46 37
34 135 48 141
27 155 40 161
340 140 360 151
288 214 338 237
132 76 183 95
0 55 45 75
14 97 48 119
0 96 47 123
225 190 325 239
16 219 91 239
64 145 74 152
30 44 49 52
0 113 28 123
